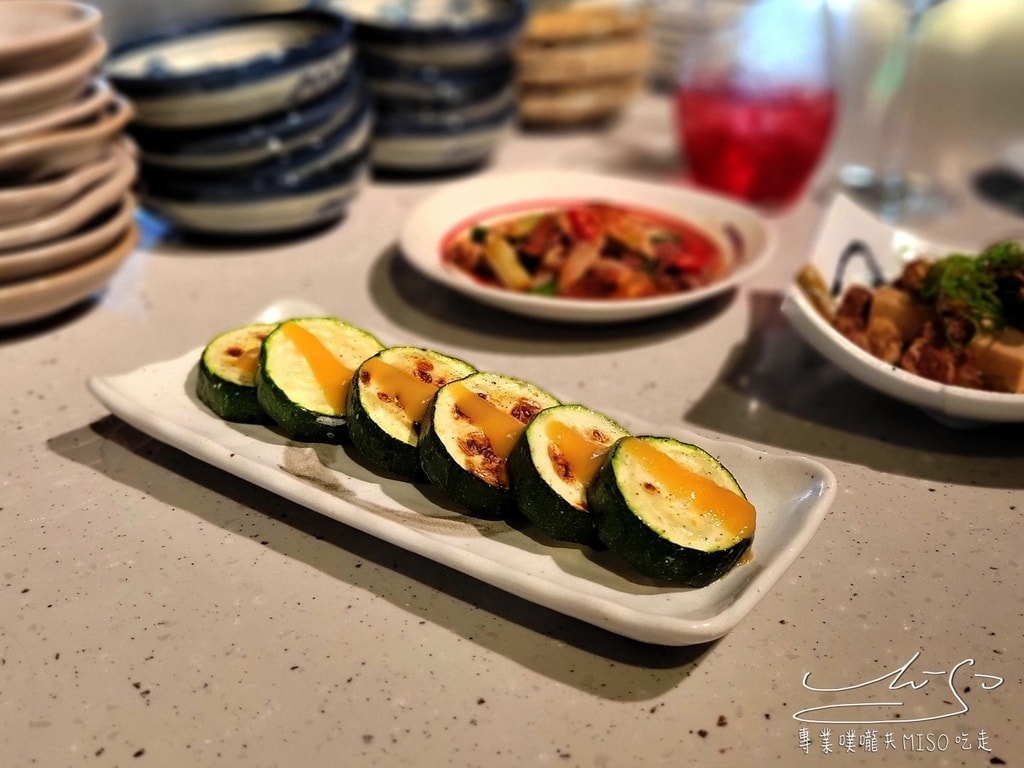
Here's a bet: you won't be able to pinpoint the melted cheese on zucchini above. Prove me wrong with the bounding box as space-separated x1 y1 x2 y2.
449 380 527 459
362 356 439 423
618 437 755 551
279 321 355 413
544 419 615 488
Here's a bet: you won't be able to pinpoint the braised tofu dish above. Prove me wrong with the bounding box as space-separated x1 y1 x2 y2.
799 241 1024 393
441 200 728 300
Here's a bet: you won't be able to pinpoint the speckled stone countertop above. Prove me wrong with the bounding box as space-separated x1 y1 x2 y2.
2 84 1022 768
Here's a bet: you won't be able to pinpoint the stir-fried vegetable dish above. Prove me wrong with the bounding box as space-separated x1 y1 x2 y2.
799 241 1024 393
441 200 728 299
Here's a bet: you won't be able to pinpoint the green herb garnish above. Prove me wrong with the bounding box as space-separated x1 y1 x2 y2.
919 241 1024 339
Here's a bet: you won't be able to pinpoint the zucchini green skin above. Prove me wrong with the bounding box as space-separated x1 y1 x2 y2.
255 317 383 443
587 436 753 587
418 371 560 519
507 404 630 546
196 322 277 422
346 346 477 480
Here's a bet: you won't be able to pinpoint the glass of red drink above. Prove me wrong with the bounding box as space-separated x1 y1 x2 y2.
674 0 836 209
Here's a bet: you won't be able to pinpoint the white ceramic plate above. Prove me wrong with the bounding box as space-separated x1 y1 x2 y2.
0 222 137 328
399 170 774 323
781 194 1024 425
87 302 835 646
106 12 356 129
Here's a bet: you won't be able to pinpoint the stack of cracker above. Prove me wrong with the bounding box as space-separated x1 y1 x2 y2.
515 0 653 127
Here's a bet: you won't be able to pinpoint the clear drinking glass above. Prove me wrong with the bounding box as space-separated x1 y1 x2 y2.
674 0 837 209
837 0 949 221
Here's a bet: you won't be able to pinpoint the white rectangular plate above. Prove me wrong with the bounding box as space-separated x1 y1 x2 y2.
88 337 836 646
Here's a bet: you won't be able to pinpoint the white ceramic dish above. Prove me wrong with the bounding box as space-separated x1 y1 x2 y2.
0 77 112 145
86 301 836 646
106 12 355 128
0 144 122 227
0 194 135 283
372 86 515 173
0 222 137 328
0 146 135 252
781 194 1024 425
132 73 365 172
400 170 774 322
0 34 105 121
333 0 526 68
0 93 132 183
0 0 101 72
141 154 367 236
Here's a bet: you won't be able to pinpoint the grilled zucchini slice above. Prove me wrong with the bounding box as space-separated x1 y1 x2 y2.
196 322 277 422
255 317 383 443
418 371 560 519
347 346 477 479
587 436 755 587
506 404 630 546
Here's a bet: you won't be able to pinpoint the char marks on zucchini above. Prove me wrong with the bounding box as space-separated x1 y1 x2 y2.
196 322 278 422
507 403 630 545
347 346 477 479
418 371 561 519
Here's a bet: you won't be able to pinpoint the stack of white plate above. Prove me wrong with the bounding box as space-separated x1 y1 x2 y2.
0 0 138 329
330 0 526 175
106 10 370 237
514 0 654 127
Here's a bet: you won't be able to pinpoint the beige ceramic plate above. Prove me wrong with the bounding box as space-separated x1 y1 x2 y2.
0 34 106 121
0 221 137 328
0 147 135 252
0 0 102 72
0 92 131 182
0 77 113 145
0 141 124 227
0 193 135 283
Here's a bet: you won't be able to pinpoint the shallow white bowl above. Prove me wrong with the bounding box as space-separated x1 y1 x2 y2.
400 170 774 322
0 146 135 252
0 34 106 121
781 194 1024 425
0 93 133 183
0 221 137 328
0 0 101 72
0 193 135 283
0 143 123 227
106 11 355 128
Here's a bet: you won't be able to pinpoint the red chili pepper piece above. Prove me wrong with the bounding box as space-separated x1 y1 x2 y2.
566 206 601 241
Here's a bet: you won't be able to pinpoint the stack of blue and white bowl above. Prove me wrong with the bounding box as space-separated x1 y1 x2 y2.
330 0 526 175
106 9 370 237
